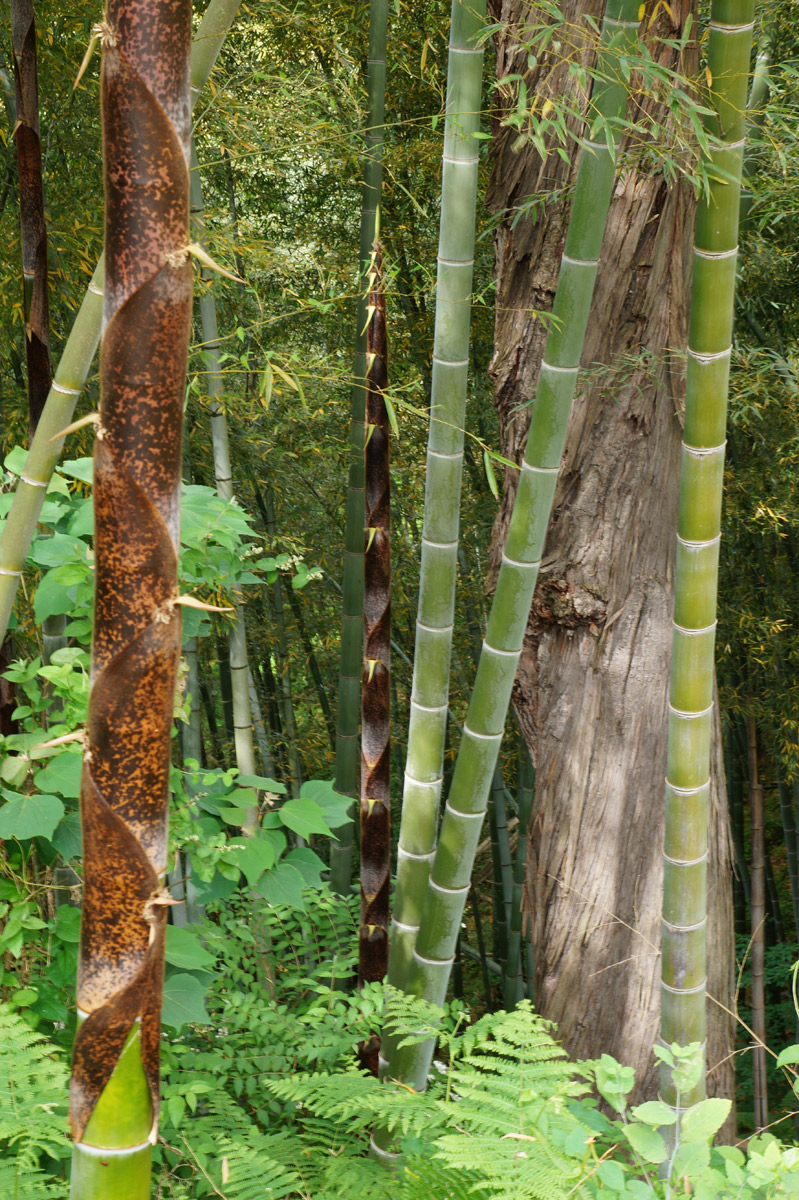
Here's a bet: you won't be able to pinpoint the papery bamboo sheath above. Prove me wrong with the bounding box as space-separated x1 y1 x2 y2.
386 0 486 1001
360 245 390 988
659 0 753 1110
378 0 641 1107
69 1 193 1194
331 0 390 893
0 0 243 646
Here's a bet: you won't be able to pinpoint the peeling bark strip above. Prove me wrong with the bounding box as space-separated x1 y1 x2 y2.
11 0 52 435
359 244 390 989
69 0 192 1147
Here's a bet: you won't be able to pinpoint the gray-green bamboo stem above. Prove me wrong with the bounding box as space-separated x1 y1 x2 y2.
376 0 641 1115
386 0 486 991
659 0 753 1110
503 736 535 1008
190 138 258 831
331 0 390 894
0 0 243 645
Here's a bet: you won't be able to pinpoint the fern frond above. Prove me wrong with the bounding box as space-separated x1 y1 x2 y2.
0 1004 71 1173
0 1158 68 1199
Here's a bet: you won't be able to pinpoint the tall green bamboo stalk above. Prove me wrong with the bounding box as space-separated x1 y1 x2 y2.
377 0 641 1114
385 0 486 998
11 0 51 437
0 0 242 645
68 0 192 1194
659 0 753 1111
359 244 390 991
330 0 389 895
189 139 258 830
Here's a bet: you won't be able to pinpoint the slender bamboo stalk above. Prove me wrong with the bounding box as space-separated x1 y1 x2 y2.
503 735 535 1008
264 491 304 800
248 666 275 776
189 139 257 830
11 0 51 438
488 768 511 975
0 0 243 645
285 581 336 753
359 244 390 989
330 0 390 895
376 0 641 1113
386 0 487 992
659 0 753 1111
746 713 768 1131
68 1 193 1194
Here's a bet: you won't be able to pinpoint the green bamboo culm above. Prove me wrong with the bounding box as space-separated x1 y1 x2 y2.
384 0 486 1001
376 0 641 1119
0 0 242 646
189 139 259 832
659 0 753 1112
330 0 390 894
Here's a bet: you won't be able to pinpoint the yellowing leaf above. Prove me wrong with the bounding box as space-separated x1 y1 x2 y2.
542 98 553 119
706 67 713 87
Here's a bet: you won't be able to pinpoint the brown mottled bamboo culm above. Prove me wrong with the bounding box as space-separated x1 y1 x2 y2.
68 2 192 1196
11 0 52 437
359 242 390 1002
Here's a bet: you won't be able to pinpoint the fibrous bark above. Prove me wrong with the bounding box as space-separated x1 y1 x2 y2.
69 1 192 1186
487 0 734 1112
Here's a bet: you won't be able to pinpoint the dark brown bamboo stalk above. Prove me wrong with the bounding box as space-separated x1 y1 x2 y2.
746 709 768 1133
69 0 192 1180
11 0 52 437
359 243 390 992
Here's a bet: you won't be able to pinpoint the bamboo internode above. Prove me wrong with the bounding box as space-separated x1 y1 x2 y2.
660 0 754 1111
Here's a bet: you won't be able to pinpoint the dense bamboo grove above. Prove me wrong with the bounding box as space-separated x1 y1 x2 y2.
4 0 799 1194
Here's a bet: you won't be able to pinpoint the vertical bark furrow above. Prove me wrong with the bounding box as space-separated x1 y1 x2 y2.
11 0 52 435
360 246 391 987
69 3 192 1183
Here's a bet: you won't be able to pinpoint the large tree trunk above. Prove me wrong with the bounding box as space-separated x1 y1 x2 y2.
486 0 735 1115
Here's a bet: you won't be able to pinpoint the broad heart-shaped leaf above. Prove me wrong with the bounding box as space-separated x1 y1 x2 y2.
257 861 306 911
285 846 326 888
672 1138 710 1179
59 456 94 484
55 905 82 943
623 1122 667 1164
596 1160 625 1191
33 567 80 624
227 834 277 885
0 791 64 841
680 1097 731 1143
776 1044 799 1069
630 1100 677 1126
165 926 216 971
279 796 340 840
29 532 88 569
51 811 82 860
300 778 352 828
34 752 84 799
161 972 210 1031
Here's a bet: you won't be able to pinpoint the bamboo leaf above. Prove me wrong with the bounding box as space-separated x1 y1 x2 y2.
385 395 400 440
483 449 500 499
260 363 273 409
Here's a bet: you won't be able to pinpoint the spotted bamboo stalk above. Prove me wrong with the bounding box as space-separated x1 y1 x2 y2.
11 0 51 438
386 0 486 994
189 139 257 830
68 2 193 1195
0 0 242 646
376 0 641 1117
330 0 390 894
659 0 753 1111
360 244 390 988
